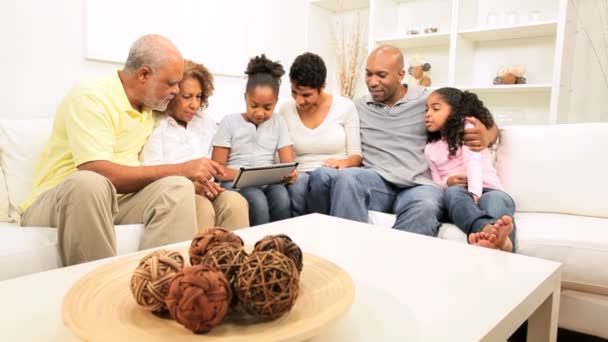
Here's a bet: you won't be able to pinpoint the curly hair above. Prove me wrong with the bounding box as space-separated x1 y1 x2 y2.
182 59 214 109
289 52 327 90
245 54 285 96
426 87 495 157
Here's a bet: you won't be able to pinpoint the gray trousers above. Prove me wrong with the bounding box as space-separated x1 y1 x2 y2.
21 171 198 266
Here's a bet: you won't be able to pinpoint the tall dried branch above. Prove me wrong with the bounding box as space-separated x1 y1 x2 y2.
331 1 367 99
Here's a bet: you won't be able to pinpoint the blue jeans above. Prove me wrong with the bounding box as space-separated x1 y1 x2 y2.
287 171 310 217
308 167 445 236
221 182 291 226
444 186 517 250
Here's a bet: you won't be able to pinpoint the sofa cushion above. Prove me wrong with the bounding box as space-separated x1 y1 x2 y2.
516 212 608 296
497 124 608 218
370 209 608 296
0 167 9 222
0 222 145 280
0 119 54 222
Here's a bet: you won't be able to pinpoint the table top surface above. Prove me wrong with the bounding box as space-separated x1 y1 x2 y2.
0 214 561 341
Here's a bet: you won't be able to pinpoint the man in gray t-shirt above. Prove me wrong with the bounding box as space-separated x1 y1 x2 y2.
308 45 497 236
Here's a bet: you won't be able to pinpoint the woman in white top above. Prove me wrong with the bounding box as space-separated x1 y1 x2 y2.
142 60 249 231
280 53 362 216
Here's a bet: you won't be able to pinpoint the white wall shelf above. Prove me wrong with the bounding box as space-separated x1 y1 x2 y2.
376 32 451 49
456 83 553 93
310 0 369 12
458 21 558 42
365 0 572 125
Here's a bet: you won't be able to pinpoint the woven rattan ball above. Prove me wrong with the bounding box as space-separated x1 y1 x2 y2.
189 227 244 266
130 249 185 313
200 243 248 284
166 265 232 334
254 234 303 272
235 250 300 320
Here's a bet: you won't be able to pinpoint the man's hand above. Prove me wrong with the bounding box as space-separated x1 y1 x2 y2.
323 158 348 169
180 158 224 183
194 179 224 201
447 175 467 187
463 117 495 152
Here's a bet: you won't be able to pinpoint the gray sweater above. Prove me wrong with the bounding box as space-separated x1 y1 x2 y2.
355 84 435 188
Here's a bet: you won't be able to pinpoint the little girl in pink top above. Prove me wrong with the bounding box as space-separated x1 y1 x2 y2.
424 87 515 252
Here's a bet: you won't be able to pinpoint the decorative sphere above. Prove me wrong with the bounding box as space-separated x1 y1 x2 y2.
235 250 299 320
254 234 303 272
166 265 232 333
130 249 185 313
200 243 249 284
189 227 243 266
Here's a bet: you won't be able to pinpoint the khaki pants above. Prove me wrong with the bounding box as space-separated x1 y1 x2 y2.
195 191 249 231
21 171 198 266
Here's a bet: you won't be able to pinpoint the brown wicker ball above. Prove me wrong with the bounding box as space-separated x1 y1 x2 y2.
130 249 185 313
235 250 300 320
166 265 232 334
254 234 303 272
200 243 248 284
189 227 244 266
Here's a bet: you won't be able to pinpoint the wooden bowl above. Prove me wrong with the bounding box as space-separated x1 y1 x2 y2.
63 246 355 341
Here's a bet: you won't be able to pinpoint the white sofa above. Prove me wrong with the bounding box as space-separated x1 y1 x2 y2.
1 119 607 338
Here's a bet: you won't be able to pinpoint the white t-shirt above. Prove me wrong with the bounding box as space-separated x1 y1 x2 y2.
141 112 217 165
212 113 292 169
279 95 362 172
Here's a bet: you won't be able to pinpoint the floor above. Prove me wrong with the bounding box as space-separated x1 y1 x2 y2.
508 322 607 341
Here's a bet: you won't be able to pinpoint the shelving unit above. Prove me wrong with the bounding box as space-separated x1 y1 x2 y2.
309 0 369 12
376 32 451 49
309 0 573 125
458 21 557 42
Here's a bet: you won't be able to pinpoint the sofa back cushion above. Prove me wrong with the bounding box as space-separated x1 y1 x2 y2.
0 168 9 222
0 119 54 222
497 123 608 218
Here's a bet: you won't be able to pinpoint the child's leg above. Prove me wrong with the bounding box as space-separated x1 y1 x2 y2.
265 184 292 222
287 172 310 217
238 186 270 226
478 189 516 252
444 186 495 236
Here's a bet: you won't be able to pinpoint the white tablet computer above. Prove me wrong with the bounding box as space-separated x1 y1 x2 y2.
232 162 299 188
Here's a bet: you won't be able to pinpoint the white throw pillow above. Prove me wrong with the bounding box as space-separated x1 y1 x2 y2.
0 119 55 222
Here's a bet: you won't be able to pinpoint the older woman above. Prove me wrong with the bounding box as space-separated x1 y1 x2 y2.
280 52 362 216
142 60 249 231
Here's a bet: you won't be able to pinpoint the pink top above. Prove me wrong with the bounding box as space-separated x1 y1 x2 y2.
424 139 503 197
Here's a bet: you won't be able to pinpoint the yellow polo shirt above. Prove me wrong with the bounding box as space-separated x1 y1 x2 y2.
20 71 154 211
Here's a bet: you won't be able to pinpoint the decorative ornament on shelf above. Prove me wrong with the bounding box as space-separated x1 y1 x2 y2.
332 0 367 99
408 55 432 87
493 65 527 85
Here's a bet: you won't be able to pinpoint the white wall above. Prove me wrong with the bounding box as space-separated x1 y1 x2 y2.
1 0 117 119
0 0 307 122
563 0 608 122
1 0 605 123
